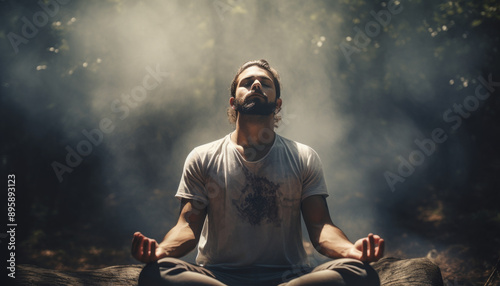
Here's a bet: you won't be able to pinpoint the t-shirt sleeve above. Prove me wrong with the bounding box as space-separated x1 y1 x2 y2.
301 147 329 201
175 149 209 205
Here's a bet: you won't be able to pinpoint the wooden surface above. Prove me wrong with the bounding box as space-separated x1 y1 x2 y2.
17 264 143 286
372 257 444 286
15 257 443 285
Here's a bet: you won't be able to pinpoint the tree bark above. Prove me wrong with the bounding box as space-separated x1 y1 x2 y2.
372 257 444 286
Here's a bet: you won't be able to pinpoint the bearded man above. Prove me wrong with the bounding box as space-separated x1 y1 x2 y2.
132 59 384 286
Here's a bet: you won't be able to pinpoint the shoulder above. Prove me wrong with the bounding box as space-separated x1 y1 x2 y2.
276 134 320 157
193 135 228 153
186 134 230 163
275 135 324 174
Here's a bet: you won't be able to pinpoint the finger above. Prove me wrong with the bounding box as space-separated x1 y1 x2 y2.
132 232 142 248
361 239 368 261
131 233 144 258
368 234 375 259
150 240 157 261
131 234 138 255
376 239 385 260
141 238 151 262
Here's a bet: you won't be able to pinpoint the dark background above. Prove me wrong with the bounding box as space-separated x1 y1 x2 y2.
1 0 499 285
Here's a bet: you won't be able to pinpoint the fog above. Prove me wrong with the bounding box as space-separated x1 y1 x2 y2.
2 0 498 271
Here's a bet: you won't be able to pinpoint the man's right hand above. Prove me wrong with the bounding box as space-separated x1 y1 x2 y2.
131 232 168 263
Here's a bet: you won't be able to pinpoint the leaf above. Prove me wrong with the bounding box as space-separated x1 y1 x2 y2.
471 19 482 27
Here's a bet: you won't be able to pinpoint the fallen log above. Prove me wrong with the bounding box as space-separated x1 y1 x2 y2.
372 257 444 286
16 264 143 286
15 257 443 285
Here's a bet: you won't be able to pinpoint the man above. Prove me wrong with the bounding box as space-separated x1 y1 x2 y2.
132 59 384 286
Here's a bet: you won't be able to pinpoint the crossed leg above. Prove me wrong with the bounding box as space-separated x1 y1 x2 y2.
139 257 226 286
280 258 380 286
139 257 379 286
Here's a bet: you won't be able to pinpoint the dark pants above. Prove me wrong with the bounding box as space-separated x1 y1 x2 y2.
139 257 380 286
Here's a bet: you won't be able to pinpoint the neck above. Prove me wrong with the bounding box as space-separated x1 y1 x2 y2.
231 114 276 161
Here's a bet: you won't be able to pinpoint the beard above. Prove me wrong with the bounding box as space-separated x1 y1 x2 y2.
234 96 277 116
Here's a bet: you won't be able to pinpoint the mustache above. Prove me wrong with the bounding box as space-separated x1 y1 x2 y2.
234 96 277 116
244 96 268 106
248 89 265 97
243 91 267 105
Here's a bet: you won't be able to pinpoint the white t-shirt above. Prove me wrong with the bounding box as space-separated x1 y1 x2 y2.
176 133 328 268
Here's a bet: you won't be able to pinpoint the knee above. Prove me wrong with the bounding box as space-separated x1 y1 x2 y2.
138 258 184 286
138 261 163 286
361 263 380 286
321 258 380 286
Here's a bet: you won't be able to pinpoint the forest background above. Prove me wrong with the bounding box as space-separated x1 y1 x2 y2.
1 0 499 285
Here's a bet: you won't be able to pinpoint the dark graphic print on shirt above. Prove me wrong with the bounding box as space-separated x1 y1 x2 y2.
232 168 282 226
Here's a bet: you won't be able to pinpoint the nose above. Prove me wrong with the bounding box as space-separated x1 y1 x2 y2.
251 80 262 90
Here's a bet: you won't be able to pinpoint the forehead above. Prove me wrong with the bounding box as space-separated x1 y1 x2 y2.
237 66 274 83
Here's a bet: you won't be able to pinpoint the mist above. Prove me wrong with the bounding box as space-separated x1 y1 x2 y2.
1 0 499 281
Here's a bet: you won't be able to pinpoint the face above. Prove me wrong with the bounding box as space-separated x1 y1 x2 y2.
231 66 281 116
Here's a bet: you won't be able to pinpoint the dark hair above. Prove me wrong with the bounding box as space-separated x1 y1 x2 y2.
227 59 282 126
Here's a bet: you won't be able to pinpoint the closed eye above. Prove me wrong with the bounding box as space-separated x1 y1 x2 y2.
239 77 273 88
261 79 273 87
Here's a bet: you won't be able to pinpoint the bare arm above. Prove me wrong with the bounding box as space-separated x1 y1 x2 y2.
131 198 207 263
302 195 384 262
